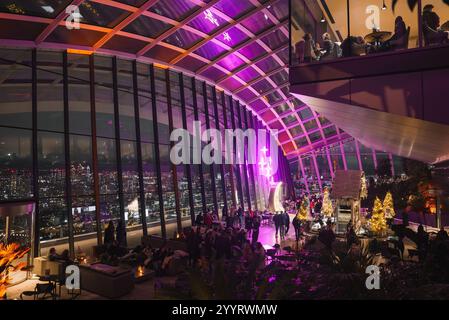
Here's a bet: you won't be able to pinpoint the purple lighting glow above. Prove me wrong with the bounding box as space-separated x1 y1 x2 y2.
258 146 274 185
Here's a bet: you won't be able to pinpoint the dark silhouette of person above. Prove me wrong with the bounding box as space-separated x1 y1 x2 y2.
422 4 449 45
273 213 283 237
104 221 115 245
436 226 449 242
292 215 302 242
283 212 290 235
195 212 204 226
252 214 261 245
416 224 429 262
346 226 358 249
383 16 408 51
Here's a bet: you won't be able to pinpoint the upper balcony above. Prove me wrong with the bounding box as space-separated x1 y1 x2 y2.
289 0 449 72
288 1 449 164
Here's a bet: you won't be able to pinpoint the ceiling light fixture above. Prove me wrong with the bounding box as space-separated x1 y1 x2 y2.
320 15 326 23
223 32 231 42
204 9 219 27
41 6 54 14
382 0 387 10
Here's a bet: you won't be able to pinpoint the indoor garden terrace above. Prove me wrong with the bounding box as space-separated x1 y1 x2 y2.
0 0 448 304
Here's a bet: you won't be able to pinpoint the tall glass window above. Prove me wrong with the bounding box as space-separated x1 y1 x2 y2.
0 127 33 201
154 67 176 223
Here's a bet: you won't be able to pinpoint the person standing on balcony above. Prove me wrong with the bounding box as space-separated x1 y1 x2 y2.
422 4 449 46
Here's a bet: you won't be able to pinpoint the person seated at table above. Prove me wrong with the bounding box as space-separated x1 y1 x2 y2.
48 247 60 261
381 16 408 51
320 33 341 61
423 4 449 46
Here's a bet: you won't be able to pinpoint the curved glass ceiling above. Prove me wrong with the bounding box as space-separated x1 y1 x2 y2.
0 0 348 161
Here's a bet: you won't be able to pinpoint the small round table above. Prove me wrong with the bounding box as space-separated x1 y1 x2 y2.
364 31 392 45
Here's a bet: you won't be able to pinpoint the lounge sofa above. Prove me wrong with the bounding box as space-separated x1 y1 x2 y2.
79 263 134 299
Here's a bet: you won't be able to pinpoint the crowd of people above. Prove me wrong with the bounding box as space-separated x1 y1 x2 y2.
294 5 448 65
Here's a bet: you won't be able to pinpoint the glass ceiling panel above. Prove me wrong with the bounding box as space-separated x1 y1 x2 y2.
240 11 273 34
163 29 203 49
216 53 245 72
277 47 289 64
290 125 303 137
124 15 173 38
220 77 242 91
235 67 259 82
295 136 308 148
255 56 280 73
238 42 265 60
324 126 337 138
304 119 318 131
270 70 288 85
149 0 199 22
283 114 296 126
274 103 290 115
298 107 313 121
0 0 72 18
237 88 257 101
267 1 289 20
78 1 130 28
260 29 287 50
266 91 283 104
194 41 227 60
252 79 272 94
309 131 322 143
215 26 249 48
188 9 228 34
214 0 255 20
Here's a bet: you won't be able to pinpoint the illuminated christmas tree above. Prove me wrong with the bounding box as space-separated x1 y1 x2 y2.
322 187 334 217
298 196 309 221
370 197 386 235
360 172 368 199
383 191 396 219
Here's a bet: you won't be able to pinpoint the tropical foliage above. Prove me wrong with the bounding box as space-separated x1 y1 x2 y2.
0 243 30 299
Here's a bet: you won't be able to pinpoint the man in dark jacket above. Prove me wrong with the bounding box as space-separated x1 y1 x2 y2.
273 213 283 238
252 214 261 245
283 212 290 235
292 215 302 242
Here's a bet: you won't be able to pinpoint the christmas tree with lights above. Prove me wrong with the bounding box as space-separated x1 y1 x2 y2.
383 191 395 219
370 197 386 235
360 172 368 199
322 187 334 217
298 195 309 221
